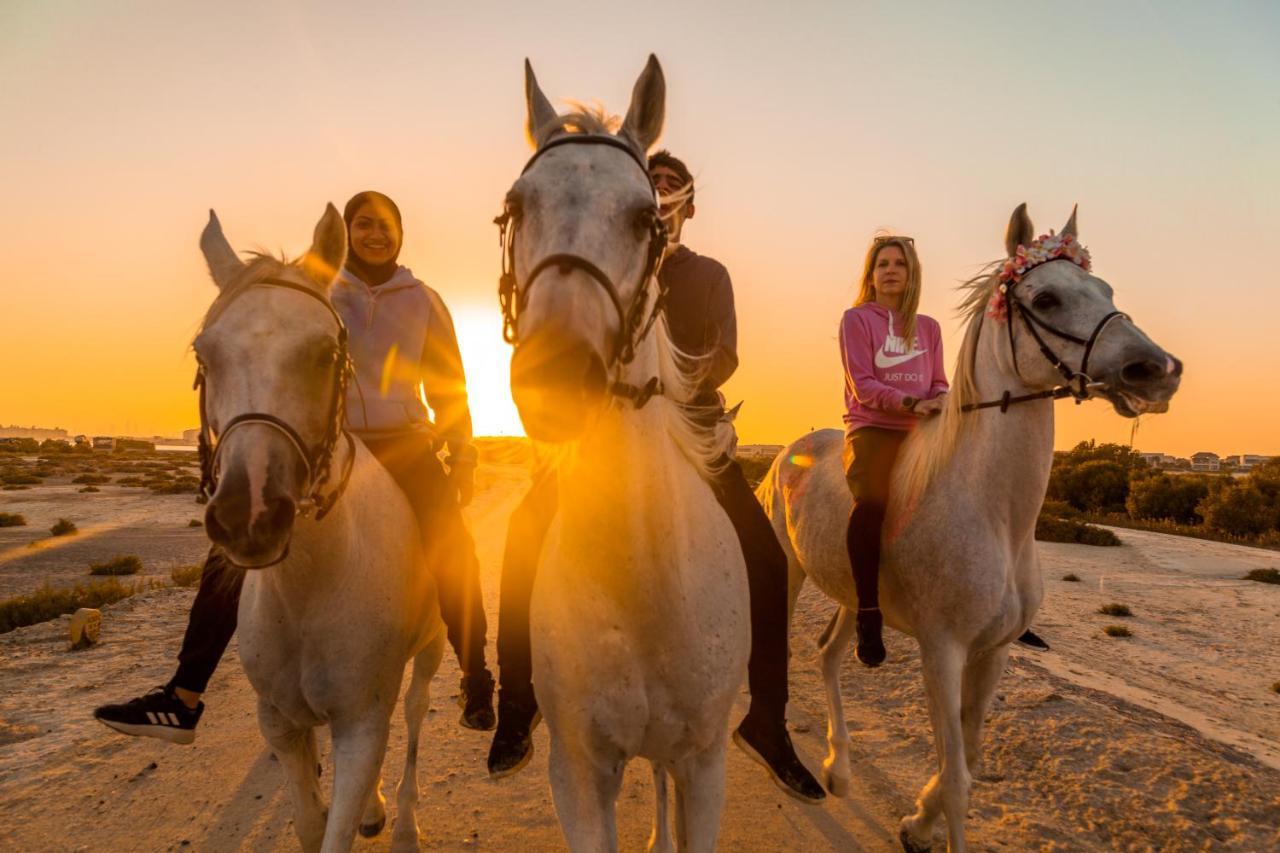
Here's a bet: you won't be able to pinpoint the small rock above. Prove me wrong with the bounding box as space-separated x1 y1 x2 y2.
69 608 102 650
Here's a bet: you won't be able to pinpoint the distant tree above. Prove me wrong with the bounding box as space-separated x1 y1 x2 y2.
1057 459 1130 513
1197 484 1273 537
1126 474 1210 524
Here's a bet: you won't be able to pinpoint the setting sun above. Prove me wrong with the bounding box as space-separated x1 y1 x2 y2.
450 304 524 437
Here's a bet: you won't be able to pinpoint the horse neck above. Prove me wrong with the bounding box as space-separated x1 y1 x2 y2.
947 331 1056 527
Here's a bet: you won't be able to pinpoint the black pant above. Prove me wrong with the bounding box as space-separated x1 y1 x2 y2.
843 427 908 612
171 433 488 694
495 455 790 721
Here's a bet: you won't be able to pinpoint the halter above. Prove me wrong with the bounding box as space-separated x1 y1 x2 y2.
495 134 669 405
195 276 356 528
962 244 1126 413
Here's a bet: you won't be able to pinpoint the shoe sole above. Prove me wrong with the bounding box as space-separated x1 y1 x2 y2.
732 729 824 805
487 711 542 780
95 717 195 745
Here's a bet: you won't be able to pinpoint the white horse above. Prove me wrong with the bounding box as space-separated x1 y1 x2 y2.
195 206 446 852
499 56 749 852
759 205 1182 852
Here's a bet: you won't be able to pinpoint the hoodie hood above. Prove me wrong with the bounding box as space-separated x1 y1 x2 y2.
336 264 420 295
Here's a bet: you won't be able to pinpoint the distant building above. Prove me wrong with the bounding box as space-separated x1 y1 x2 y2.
737 444 784 460
182 428 202 445
1241 454 1274 472
0 425 70 441
1138 452 1164 468
1191 451 1220 472
91 436 116 451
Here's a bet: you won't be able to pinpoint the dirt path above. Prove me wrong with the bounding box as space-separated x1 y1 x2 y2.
2 463 1278 851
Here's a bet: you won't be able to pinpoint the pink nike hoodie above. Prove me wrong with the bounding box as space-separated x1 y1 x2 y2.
839 302 949 433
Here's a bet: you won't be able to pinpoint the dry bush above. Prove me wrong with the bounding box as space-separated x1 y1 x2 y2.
1061 573 1081 582
50 518 78 537
0 512 27 527
1243 568 1279 585
0 578 156 634
170 564 203 587
1099 603 1133 617
89 555 142 576
1104 625 1132 638
78 486 100 493
71 474 111 485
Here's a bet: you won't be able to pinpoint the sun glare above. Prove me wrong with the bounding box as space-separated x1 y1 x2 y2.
450 305 524 437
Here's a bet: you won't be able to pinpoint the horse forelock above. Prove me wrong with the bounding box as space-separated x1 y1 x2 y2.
531 104 646 163
196 254 329 341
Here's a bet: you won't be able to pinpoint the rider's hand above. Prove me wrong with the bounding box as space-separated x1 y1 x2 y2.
446 445 478 507
914 396 946 418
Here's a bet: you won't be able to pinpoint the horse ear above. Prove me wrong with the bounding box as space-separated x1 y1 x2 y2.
1062 204 1078 240
200 210 244 290
621 54 665 152
524 59 558 147
1005 203 1034 257
302 203 347 287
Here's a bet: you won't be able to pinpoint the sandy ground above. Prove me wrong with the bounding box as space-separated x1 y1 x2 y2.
1 460 1278 851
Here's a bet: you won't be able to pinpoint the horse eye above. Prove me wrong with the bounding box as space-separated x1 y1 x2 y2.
634 208 656 238
1032 292 1060 311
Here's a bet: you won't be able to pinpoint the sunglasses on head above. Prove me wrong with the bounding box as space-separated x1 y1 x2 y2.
873 235 915 246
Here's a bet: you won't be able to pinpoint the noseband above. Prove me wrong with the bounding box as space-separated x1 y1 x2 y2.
495 134 669 403
195 276 355 522
962 260 1127 413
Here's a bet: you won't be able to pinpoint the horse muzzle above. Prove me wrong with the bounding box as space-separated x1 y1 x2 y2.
203 450 307 569
510 328 609 442
1100 348 1183 417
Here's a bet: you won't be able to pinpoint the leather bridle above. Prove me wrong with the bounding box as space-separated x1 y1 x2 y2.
195 276 356 526
962 260 1127 413
495 134 669 404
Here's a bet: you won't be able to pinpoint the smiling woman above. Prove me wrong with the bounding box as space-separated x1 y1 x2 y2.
449 305 524 437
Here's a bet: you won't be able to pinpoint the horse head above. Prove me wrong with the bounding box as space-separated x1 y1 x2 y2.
193 205 348 568
987 203 1182 416
503 56 667 441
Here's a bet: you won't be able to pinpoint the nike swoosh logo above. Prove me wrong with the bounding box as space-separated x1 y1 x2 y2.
875 348 927 369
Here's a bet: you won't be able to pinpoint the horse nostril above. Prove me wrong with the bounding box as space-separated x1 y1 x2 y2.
204 502 233 546
1121 359 1164 386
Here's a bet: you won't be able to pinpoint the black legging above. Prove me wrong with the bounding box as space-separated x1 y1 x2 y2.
170 432 487 694
495 455 791 721
843 427 908 611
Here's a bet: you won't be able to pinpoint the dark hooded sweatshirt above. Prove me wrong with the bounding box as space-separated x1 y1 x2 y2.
659 245 738 412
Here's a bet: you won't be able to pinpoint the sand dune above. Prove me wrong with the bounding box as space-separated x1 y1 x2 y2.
1 461 1278 851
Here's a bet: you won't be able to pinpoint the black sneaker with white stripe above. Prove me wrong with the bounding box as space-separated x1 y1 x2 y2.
94 685 204 745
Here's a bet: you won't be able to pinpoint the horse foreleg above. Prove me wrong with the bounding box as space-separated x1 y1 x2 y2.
818 606 857 796
393 633 446 853
647 762 673 853
901 641 968 853
322 715 392 853
961 645 1009 777
547 734 624 853
257 701 326 853
671 740 728 853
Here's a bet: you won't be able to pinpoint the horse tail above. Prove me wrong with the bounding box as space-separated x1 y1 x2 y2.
648 762 672 851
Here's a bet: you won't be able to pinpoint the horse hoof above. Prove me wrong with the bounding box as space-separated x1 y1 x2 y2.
821 768 850 798
898 827 931 853
359 816 386 838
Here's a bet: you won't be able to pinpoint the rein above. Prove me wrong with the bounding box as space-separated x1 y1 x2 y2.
961 259 1126 413
496 134 669 406
195 276 356 527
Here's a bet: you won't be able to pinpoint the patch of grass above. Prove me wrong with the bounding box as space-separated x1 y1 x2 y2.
1098 603 1133 617
78 486 100 493
1062 573 1081 582
88 555 142 576
2 485 31 491
71 474 110 485
0 577 159 634
1036 516 1122 546
187 519 203 527
49 518 78 537
2 474 42 485
1104 625 1132 638
170 564 203 587
0 512 27 527
1243 568 1280 585
150 477 198 495
116 476 146 486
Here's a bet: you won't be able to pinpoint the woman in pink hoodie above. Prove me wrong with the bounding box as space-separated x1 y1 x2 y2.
838 235 948 667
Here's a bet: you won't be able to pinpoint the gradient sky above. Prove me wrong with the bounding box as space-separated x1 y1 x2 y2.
3 1 1278 455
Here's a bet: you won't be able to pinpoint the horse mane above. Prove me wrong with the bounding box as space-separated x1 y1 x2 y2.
653 311 734 480
531 103 646 163
197 253 325 338
890 260 1004 516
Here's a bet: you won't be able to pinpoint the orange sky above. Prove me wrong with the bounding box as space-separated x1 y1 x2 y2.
2 2 1278 456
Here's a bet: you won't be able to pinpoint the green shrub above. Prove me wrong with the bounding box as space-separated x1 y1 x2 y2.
71 474 110 485
1099 603 1132 617
1035 516 1121 546
50 518 77 537
88 555 142 576
78 486 100 493
1040 499 1079 519
1104 625 1132 638
1126 474 1209 524
170 564 203 587
1244 568 1280 585
1198 484 1275 538
0 512 27 527
1062 573 1081 582
0 578 152 634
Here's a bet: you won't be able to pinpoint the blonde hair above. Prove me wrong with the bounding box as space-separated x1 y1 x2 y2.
854 235 922 348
